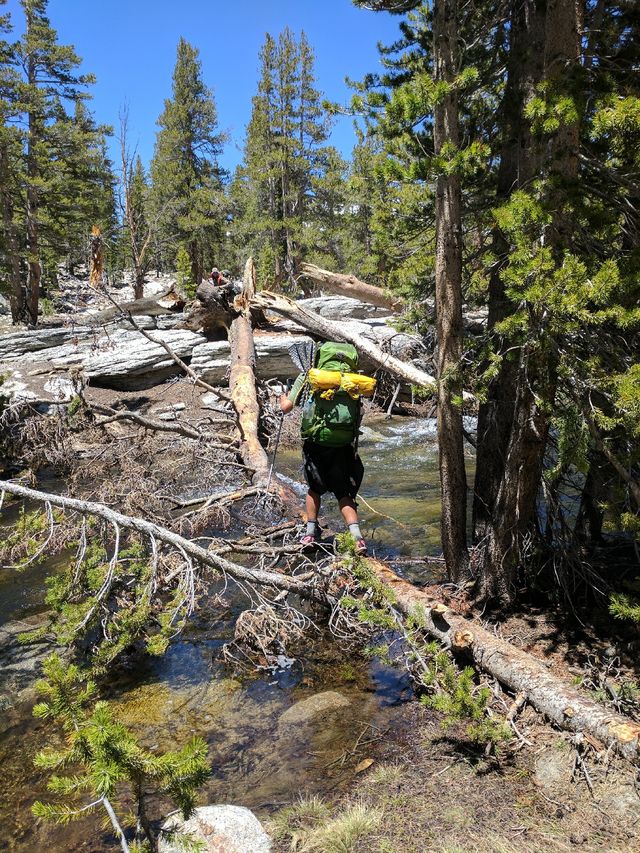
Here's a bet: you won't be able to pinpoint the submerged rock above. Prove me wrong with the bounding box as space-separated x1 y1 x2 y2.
159 804 272 853
278 690 351 727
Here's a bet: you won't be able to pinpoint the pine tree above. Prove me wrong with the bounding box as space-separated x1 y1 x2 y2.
355 0 640 603
1 0 116 323
149 37 225 286
32 653 209 852
243 29 334 289
0 0 23 319
12 0 107 322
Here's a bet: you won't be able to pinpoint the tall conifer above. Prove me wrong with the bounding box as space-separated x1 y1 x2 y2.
149 37 224 285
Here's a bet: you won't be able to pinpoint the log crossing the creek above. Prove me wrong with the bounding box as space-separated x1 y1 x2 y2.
252 289 443 393
368 558 640 762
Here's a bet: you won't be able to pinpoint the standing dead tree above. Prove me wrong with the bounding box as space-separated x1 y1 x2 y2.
89 226 104 288
118 107 156 300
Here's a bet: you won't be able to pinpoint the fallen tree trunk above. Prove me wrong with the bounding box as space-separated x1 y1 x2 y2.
368 558 640 761
228 263 301 511
299 263 403 313
252 290 443 392
229 259 271 486
0 479 325 603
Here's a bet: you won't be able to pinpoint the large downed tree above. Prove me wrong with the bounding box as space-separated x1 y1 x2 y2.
229 259 271 485
368 558 640 761
299 263 403 312
252 289 440 391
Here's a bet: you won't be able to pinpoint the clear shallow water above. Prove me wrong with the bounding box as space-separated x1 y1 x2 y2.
278 413 476 565
0 416 468 851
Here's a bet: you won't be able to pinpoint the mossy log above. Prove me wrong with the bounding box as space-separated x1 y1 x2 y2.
368 558 640 762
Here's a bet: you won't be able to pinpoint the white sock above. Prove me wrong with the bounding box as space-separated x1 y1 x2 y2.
306 520 318 537
348 522 362 540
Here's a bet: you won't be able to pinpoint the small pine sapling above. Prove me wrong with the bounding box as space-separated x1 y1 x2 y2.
32 654 209 852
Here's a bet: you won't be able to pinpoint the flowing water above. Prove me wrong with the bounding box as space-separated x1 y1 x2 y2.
0 415 475 851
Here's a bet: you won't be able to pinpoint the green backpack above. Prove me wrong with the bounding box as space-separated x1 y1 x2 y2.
300 342 361 447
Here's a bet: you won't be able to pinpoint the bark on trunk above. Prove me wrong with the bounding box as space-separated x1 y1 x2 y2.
26 54 41 327
299 263 403 312
473 0 580 603
229 259 272 487
368 558 640 762
0 139 23 323
433 0 469 581
89 227 104 288
473 0 545 542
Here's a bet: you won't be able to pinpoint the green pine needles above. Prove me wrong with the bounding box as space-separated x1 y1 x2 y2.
32 653 209 852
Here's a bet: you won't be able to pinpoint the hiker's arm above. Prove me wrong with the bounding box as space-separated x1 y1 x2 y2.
280 373 305 413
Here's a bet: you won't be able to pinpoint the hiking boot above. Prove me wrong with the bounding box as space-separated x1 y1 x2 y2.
355 538 368 556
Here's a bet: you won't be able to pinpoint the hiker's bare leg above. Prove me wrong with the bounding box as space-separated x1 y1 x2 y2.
306 490 321 522
338 497 358 526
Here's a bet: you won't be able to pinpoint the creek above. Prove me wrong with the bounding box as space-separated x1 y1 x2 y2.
0 414 475 852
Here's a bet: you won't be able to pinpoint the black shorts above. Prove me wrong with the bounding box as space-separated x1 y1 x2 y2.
302 440 364 502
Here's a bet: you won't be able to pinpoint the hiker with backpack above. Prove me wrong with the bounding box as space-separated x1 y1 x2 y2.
279 341 376 556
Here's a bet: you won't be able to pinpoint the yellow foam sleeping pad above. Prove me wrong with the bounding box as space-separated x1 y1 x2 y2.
307 368 377 400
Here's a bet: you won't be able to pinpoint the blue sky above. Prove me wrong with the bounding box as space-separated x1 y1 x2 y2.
5 0 400 173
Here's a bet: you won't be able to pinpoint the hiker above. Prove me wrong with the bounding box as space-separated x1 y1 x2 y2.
209 267 228 286
280 341 374 556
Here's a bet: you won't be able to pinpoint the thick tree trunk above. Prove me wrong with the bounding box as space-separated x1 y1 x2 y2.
299 263 403 312
251 289 451 393
133 270 145 301
474 0 580 603
0 140 23 323
368 558 640 761
229 258 271 486
473 0 545 542
25 46 42 327
433 0 469 582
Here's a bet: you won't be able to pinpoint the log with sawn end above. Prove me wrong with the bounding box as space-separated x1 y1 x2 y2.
368 558 640 762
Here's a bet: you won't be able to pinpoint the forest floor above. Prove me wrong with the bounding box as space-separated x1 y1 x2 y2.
269 696 640 853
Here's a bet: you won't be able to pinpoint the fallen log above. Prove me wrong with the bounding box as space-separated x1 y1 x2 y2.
368 558 640 762
228 263 301 511
182 280 235 336
252 289 440 391
0 479 325 604
300 263 403 313
229 259 271 486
